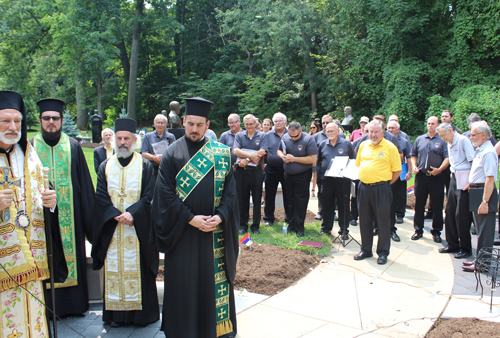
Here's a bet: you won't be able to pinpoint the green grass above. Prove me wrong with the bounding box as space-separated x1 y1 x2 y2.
239 221 332 257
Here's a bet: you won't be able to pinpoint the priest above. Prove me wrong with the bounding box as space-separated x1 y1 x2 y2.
30 98 95 317
151 97 239 338
0 90 66 338
92 118 159 326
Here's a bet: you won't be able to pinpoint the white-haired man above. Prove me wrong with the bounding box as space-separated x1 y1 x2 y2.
141 114 176 177
92 118 159 326
94 128 115 173
234 114 267 234
354 120 401 265
463 122 499 272
219 113 242 166
264 112 290 225
31 98 95 318
0 90 62 338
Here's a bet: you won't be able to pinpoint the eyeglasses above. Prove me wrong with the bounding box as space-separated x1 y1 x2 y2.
41 116 61 122
228 121 239 125
289 132 301 139
322 122 330 125
310 126 317 129
470 133 481 137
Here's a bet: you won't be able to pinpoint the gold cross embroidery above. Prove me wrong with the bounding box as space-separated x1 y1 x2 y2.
218 158 228 168
218 308 226 319
218 285 227 296
35 321 43 332
59 186 69 197
180 177 190 188
197 158 207 168
8 329 23 338
218 262 225 269
217 237 224 243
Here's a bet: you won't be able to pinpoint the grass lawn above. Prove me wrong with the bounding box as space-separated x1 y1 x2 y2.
239 221 333 257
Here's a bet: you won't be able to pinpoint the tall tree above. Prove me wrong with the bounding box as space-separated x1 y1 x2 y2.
127 0 144 120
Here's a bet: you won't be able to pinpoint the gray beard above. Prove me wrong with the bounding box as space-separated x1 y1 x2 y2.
0 131 21 145
115 147 134 158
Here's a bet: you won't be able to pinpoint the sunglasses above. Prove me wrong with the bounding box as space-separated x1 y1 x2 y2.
41 116 61 122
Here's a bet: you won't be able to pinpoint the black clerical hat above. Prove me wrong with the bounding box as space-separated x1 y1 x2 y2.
37 98 65 117
115 118 137 133
0 90 28 152
185 97 213 119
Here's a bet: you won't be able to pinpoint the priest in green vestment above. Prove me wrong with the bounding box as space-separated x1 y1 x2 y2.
92 118 159 326
151 97 239 338
30 98 95 317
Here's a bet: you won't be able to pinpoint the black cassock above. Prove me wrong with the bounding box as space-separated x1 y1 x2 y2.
30 136 95 317
151 136 239 338
92 155 159 325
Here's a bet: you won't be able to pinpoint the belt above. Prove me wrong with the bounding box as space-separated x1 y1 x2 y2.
470 183 485 188
238 165 258 171
362 181 388 187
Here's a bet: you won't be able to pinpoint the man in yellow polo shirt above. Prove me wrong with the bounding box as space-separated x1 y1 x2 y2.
354 120 401 264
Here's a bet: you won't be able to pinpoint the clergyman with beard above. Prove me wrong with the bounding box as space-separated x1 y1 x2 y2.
91 118 159 326
30 98 95 317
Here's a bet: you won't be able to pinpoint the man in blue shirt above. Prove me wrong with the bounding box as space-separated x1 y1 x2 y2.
141 114 176 177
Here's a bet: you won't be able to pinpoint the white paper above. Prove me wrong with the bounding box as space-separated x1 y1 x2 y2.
325 156 349 177
342 159 360 181
455 170 470 190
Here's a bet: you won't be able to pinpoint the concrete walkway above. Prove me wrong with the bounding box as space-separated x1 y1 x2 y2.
56 193 500 337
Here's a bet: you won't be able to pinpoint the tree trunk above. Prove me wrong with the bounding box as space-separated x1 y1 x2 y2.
75 67 87 130
174 0 186 77
117 38 130 89
97 69 103 118
127 0 144 120
301 32 317 112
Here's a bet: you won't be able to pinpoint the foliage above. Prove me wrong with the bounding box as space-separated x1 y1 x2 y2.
62 112 79 137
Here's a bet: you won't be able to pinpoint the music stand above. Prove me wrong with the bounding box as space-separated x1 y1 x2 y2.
332 189 360 248
474 247 500 312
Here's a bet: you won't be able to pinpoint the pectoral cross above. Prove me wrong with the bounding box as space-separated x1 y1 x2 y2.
218 158 228 169
180 177 190 188
218 285 227 296
218 308 227 319
0 167 21 223
197 158 207 168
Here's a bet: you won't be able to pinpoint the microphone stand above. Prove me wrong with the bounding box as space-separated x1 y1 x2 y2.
43 167 58 338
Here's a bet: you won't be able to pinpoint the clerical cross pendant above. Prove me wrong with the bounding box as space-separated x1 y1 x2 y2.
218 285 226 296
218 308 226 319
218 159 228 168
180 177 190 188
197 158 207 168
0 167 21 223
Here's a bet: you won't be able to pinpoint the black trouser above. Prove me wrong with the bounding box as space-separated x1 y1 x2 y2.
389 178 406 229
444 175 472 253
358 181 392 256
413 172 444 235
350 180 359 221
427 167 451 216
235 167 264 232
317 173 323 216
321 177 350 233
285 169 312 235
473 188 498 255
264 165 289 223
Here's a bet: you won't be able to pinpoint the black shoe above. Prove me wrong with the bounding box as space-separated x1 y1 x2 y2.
373 228 378 236
391 231 400 242
411 232 423 240
424 212 433 219
239 229 247 235
395 217 404 224
354 251 373 260
318 230 331 236
433 234 442 243
454 250 472 259
334 215 338 221
314 214 322 220
296 231 305 237
377 256 388 265
439 247 459 254
252 229 261 235
350 219 358 226
471 226 477 235
264 221 272 226
341 231 349 241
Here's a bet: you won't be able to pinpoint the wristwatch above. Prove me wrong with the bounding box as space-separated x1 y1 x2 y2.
246 158 250 161
482 199 488 204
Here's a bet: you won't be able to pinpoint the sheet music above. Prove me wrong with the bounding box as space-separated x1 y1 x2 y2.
325 156 349 177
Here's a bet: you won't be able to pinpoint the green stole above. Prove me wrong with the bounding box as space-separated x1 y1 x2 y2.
33 132 77 288
175 138 233 337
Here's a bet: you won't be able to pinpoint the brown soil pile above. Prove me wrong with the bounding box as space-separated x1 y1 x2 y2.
233 243 320 295
426 317 500 338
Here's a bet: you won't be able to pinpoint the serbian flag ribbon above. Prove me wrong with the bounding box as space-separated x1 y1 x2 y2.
239 233 253 246
407 185 415 194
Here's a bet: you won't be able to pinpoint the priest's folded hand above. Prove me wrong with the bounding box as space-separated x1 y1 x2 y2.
190 215 217 232
114 212 134 226
0 189 13 211
41 189 57 209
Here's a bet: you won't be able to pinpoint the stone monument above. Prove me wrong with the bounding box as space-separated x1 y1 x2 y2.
168 100 184 140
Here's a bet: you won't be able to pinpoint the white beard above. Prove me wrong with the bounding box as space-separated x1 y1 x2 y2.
115 146 134 159
0 131 21 145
